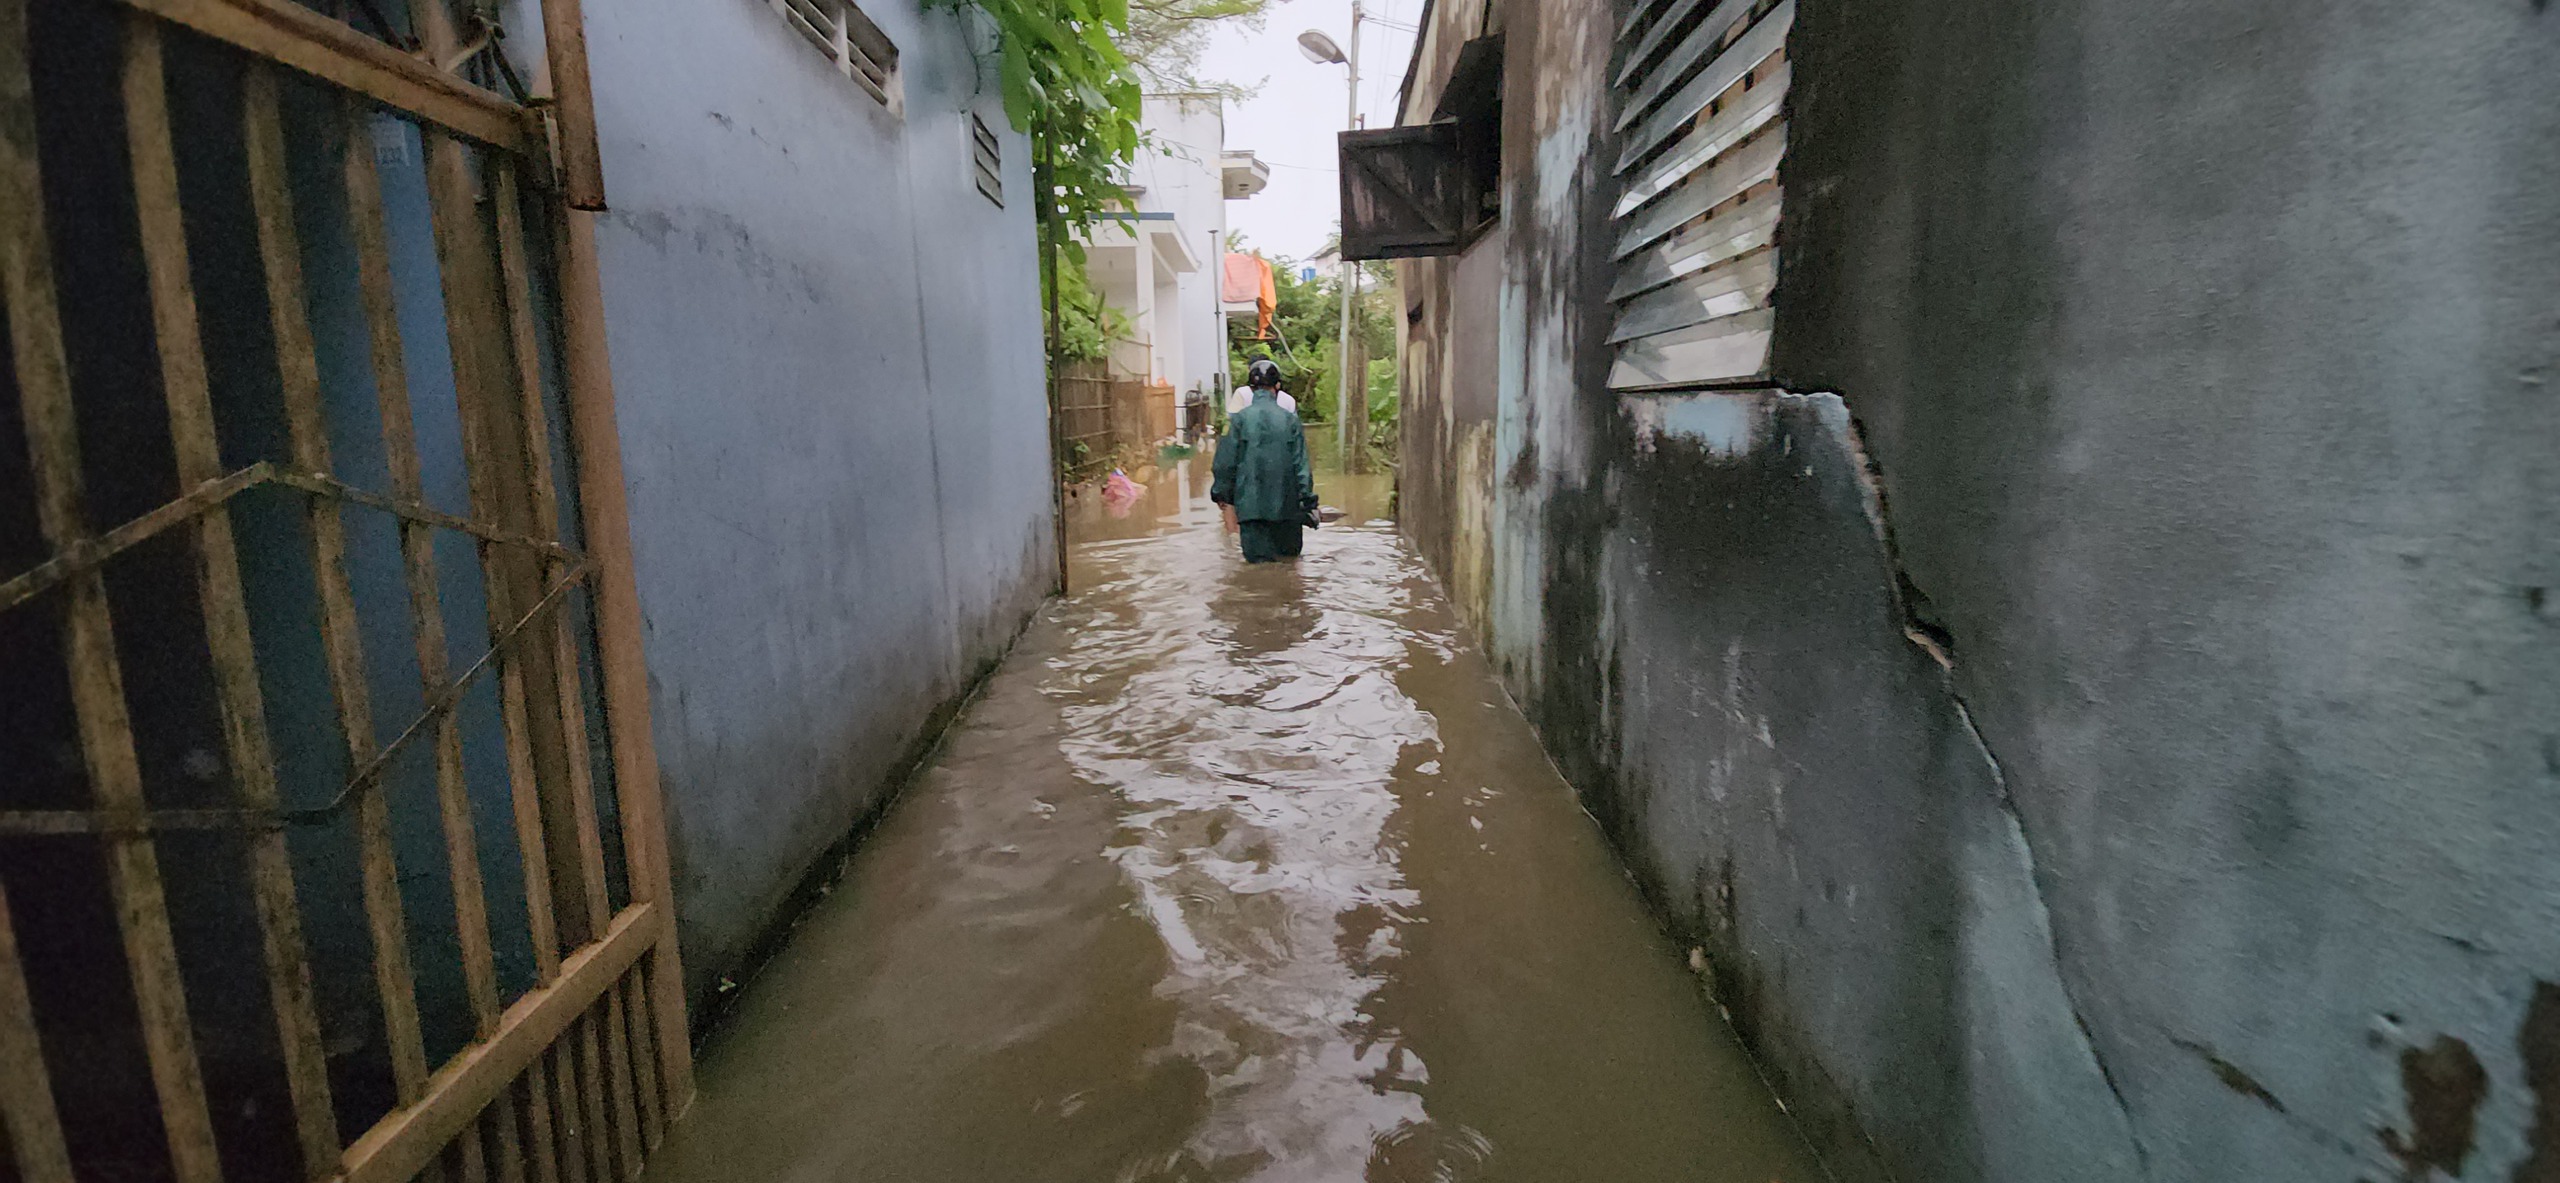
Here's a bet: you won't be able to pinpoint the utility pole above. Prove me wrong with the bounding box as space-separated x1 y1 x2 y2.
1335 0 1365 473
1037 129 1070 595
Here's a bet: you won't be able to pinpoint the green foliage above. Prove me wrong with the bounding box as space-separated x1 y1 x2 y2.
1053 251 1132 361
1124 0 1268 94
1227 244 1398 425
1366 355 1399 455
938 0 1271 234
935 0 1144 233
940 0 1269 425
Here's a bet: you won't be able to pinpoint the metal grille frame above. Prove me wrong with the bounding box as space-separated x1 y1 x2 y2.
0 0 692 1179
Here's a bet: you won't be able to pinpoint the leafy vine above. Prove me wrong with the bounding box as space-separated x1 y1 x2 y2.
933 0 1144 233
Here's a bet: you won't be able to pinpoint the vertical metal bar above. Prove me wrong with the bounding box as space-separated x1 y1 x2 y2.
426 129 619 1183
407 0 462 61
4 12 224 1180
487 1100 525 1183
518 0 693 1109
596 988 640 1180
342 92 503 1039
454 1116 488 1183
487 1080 530 1178
573 1016 608 1178
124 18 344 1175
463 163 562 994
1035 130 1068 595
552 167 696 1122
618 976 660 1149
536 608 628 1173
407 96 609 1183
488 1066 529 1179
479 160 591 1037
538 0 692 1133
499 659 562 977
519 1067 560 1183
516 439 635 1183
484 160 610 957
535 0 604 210
546 1045 589 1183
421 125 594 959
483 163 550 535
0 877 74 1183
344 95 542 1180
404 70 578 1183
243 59 432 1104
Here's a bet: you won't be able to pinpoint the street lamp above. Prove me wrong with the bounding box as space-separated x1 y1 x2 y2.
1300 2 1364 471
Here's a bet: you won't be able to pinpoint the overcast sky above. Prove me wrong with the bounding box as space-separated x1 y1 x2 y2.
1197 0 1423 263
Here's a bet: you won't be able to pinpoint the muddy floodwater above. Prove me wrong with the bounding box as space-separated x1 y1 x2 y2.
643 446 1821 1182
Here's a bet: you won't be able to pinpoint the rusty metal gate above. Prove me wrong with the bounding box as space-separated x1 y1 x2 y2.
0 0 690 1179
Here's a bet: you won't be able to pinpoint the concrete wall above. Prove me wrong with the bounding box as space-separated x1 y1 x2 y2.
581 0 1054 1009
1394 0 2560 1180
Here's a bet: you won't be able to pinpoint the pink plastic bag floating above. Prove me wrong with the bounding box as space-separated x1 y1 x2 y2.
1102 470 1146 518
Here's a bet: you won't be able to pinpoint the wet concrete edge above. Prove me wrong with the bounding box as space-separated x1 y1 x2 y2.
682 601 1044 1045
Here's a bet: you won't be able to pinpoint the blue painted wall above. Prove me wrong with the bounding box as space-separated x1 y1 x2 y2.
578 0 1055 1008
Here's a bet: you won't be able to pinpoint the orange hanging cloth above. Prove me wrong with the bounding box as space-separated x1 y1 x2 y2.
1222 252 1278 340
1257 259 1278 340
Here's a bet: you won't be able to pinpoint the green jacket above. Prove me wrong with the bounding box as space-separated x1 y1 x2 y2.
1211 390 1316 523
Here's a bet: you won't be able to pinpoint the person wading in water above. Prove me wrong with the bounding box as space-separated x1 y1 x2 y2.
1211 357 1319 563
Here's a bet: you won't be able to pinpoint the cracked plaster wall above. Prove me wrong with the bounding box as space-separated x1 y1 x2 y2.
1395 0 2560 1178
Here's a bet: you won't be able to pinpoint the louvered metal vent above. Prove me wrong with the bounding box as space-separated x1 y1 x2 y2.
1341 122 1474 259
1341 34 1503 261
773 0 900 107
971 113 1004 206
1608 0 1792 389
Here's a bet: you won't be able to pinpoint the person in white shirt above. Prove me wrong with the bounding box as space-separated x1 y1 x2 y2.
1227 367 1294 415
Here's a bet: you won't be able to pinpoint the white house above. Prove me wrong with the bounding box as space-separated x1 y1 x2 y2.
1083 93 1268 409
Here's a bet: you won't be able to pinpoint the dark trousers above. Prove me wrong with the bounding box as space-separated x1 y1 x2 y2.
1237 519 1305 563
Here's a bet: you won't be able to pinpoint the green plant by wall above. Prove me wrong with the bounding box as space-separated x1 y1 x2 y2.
1053 252 1133 362
938 0 1268 235
933 0 1143 235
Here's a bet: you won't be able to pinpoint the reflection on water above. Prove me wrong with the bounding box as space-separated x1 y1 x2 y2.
1064 433 1395 550
645 445 1820 1183
1060 531 1440 1179
1063 451 1219 545
1305 432 1395 528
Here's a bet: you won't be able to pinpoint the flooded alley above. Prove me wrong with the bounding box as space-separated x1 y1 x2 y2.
639 453 1821 1183
3 0 2544 1173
